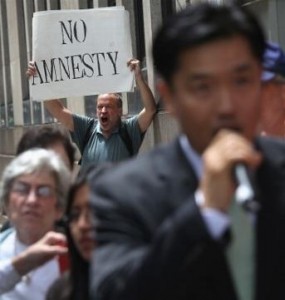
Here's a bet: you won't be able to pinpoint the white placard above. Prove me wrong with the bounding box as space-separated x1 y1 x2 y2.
30 7 133 101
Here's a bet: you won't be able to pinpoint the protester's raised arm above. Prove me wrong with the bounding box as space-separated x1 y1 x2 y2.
27 61 74 131
44 100 74 131
128 59 156 133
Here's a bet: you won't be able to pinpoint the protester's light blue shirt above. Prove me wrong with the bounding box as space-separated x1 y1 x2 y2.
71 114 143 168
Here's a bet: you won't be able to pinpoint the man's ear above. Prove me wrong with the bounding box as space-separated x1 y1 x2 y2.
156 79 176 116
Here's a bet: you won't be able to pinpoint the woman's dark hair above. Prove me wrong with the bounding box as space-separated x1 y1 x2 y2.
153 2 266 83
64 163 113 300
65 170 90 300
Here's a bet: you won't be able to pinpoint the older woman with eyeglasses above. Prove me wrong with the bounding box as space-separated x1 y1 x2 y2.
0 148 71 300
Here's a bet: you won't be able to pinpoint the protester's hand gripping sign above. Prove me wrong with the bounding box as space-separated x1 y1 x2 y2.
30 7 133 101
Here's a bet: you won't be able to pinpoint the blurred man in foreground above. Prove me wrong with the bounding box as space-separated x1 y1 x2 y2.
90 3 285 300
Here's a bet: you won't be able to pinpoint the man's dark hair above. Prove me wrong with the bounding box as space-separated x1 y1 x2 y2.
16 126 75 169
153 2 266 83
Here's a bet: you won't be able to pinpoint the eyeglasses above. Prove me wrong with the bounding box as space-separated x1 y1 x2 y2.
11 181 56 199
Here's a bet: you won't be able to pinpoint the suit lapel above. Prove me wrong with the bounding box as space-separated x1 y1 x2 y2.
153 138 199 206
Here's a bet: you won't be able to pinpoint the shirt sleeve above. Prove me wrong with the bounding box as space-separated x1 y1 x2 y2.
124 115 144 154
0 259 22 295
70 114 95 153
195 190 230 239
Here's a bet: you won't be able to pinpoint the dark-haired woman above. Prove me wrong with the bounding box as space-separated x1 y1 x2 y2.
46 164 112 300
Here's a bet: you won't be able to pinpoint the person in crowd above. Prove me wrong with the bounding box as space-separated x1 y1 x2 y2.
16 126 75 171
46 163 112 300
0 148 71 300
259 41 285 137
27 58 157 168
89 3 285 300
0 126 76 233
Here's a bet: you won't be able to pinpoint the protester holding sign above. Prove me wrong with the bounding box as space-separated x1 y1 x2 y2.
27 58 156 168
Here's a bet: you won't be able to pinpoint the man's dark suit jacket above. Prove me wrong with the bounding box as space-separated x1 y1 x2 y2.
90 136 285 300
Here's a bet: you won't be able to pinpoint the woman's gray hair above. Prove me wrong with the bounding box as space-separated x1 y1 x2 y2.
0 148 71 210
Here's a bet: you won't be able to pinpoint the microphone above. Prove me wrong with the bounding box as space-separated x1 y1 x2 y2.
234 163 260 212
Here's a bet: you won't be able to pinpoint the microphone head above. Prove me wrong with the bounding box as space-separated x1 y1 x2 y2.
234 164 260 212
235 184 254 203
235 185 260 212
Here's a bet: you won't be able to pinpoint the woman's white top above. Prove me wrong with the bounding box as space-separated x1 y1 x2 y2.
0 229 60 300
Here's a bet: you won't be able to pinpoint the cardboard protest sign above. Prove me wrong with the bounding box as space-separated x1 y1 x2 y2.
30 7 133 101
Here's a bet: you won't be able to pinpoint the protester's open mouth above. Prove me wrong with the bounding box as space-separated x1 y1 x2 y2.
100 117 108 124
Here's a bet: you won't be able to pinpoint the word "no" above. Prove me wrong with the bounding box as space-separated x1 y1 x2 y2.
60 19 87 44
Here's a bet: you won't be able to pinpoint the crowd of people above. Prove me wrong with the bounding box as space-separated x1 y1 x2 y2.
1 2 285 300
